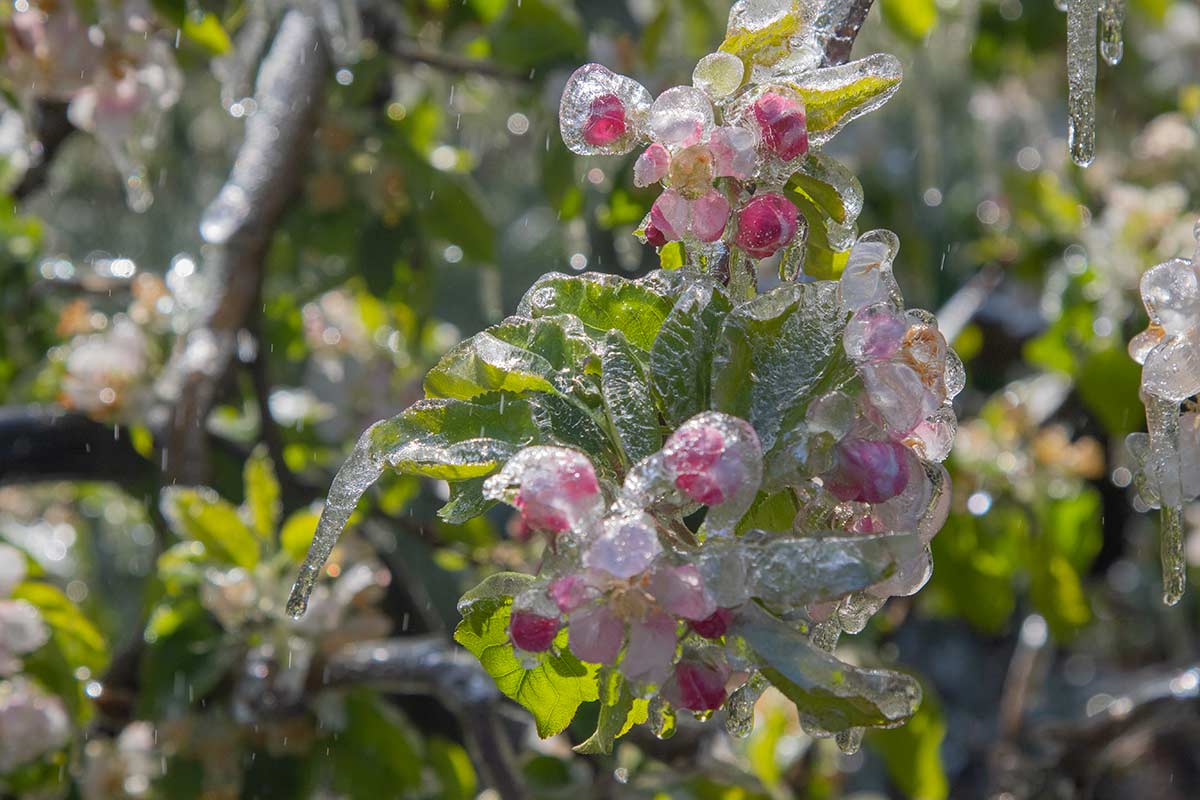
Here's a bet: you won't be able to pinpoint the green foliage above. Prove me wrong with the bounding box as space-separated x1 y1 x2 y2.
160 487 260 569
868 678 949 800
573 669 649 754
881 0 938 43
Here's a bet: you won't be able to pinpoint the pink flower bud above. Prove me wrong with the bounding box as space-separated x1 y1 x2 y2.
509 610 561 652
672 660 730 711
634 143 671 187
752 92 808 161
825 438 910 504
504 449 601 535
548 575 591 613
583 93 627 146
643 221 668 248
734 193 799 259
688 607 733 639
663 424 728 504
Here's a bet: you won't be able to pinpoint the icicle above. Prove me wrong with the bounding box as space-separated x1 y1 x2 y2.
1054 0 1069 10
286 422 386 618
1144 393 1186 605
648 695 677 739
724 672 768 739
836 727 864 754
1099 0 1126 66
1066 0 1100 166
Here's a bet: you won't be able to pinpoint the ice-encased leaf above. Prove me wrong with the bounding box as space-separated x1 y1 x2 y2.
242 446 282 541
574 669 649 754
748 532 924 611
454 597 599 738
517 272 677 351
457 572 539 621
786 152 864 252
650 280 733 426
287 396 537 616
731 603 921 731
425 315 596 401
711 281 851 453
601 331 663 464
778 54 902 147
559 64 653 156
719 0 817 72
528 393 617 474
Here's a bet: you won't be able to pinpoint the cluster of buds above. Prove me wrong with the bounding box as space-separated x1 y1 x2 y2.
2 0 182 209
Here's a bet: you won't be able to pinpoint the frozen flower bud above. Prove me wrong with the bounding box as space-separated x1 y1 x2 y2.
648 86 714 149
643 220 669 248
751 92 808 161
688 607 733 639
708 126 757 180
650 189 730 243
669 145 717 199
634 143 671 187
844 304 907 363
666 658 731 712
585 511 662 579
621 612 678 685
548 575 593 613
560 64 652 156
1133 257 1200 402
509 610 561 653
648 564 715 621
661 412 762 535
567 604 624 664
839 230 902 312
734 193 799 259
825 438 910 503
692 52 745 98
583 94 627 146
484 447 603 537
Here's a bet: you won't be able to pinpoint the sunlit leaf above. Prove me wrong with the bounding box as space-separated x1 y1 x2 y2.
160 487 260 569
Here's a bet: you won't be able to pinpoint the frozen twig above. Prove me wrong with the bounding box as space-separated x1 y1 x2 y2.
819 0 876 67
321 637 530 800
157 10 328 484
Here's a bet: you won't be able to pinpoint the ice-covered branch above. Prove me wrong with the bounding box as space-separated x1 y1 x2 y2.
157 10 328 484
0 405 155 490
819 0 876 67
320 637 529 800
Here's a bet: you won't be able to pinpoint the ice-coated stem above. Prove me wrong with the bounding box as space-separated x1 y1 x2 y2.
1099 0 1126 66
286 422 386 618
1144 393 1187 605
1066 0 1100 166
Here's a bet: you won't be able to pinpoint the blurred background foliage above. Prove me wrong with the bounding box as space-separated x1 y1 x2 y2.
2 0 1200 798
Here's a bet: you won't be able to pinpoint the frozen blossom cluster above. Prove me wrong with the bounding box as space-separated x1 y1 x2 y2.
2 0 182 209
1125 225 1200 604
287 0 959 749
0 544 71 777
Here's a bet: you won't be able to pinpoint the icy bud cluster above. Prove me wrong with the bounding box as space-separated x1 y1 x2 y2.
559 0 901 279
289 0 954 750
1125 225 1200 604
2 0 182 210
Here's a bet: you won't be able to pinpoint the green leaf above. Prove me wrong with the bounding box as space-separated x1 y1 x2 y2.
517 272 676 351
421 175 496 263
280 504 323 564
369 394 538 481
527 393 617 473
659 241 685 270
867 678 949 800
428 737 478 800
160 487 260 569
243 445 281 541
1077 345 1143 436
881 0 938 43
454 598 599 738
321 689 423 797
574 670 649 754
786 153 863 227
1028 554 1091 641
731 604 921 731
425 316 594 401
182 12 232 55
926 510 1022 633
711 282 851 452
138 598 237 718
650 280 732 426
457 572 538 620
600 330 662 464
439 477 496 524
785 54 903 145
718 6 802 70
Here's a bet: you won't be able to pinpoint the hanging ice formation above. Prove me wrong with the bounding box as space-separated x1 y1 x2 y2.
1063 0 1125 166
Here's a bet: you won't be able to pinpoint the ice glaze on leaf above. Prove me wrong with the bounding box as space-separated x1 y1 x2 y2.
601 330 663 464
731 604 921 731
782 54 903 146
651 280 733 426
454 598 599 738
711 282 849 452
457 572 538 621
574 669 650 754
161 487 261 570
517 272 676 351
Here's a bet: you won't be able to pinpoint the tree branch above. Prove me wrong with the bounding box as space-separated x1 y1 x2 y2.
818 0 876 67
12 101 75 201
0 405 155 491
157 10 328 485
319 637 530 800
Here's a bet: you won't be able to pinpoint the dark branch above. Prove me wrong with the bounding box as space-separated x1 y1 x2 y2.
157 10 328 484
0 405 155 491
12 101 75 201
819 0 876 66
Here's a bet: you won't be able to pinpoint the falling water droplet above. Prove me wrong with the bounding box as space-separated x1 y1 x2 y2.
836 727 864 755
1099 0 1125 66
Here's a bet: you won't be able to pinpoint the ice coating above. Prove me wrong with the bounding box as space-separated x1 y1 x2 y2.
559 64 652 156
483 446 603 537
693 52 746 98
1144 395 1187 605
1099 0 1126 66
648 86 715 149
286 421 386 618
659 412 763 536
1066 0 1100 166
